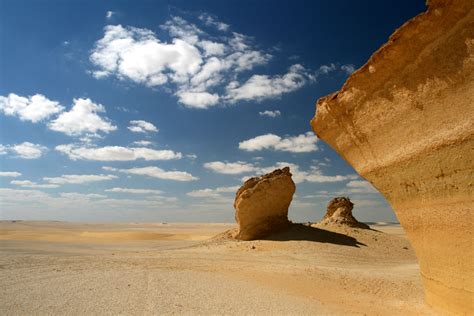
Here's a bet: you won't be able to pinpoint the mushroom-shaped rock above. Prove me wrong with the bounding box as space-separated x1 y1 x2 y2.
318 197 369 229
310 1 473 313
234 167 296 240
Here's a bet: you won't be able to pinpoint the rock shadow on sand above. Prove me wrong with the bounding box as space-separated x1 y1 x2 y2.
263 223 366 248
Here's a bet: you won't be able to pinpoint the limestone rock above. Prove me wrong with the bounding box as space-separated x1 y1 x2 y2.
319 197 369 229
311 1 473 313
234 167 295 240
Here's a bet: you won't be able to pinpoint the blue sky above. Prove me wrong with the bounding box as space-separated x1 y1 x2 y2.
0 0 426 222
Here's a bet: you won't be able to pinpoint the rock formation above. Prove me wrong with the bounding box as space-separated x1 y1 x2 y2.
311 0 473 314
234 167 296 240
318 197 369 229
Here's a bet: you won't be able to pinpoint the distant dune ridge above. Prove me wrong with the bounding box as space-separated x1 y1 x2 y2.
311 0 474 313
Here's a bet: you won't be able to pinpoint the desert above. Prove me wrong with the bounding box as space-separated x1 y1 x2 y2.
0 220 432 315
1 0 472 314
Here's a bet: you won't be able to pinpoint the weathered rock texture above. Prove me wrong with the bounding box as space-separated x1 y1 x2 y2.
318 197 370 229
234 167 295 240
311 1 473 313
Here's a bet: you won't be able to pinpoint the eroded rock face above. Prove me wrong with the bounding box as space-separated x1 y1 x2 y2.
311 1 473 313
318 197 369 229
234 167 295 240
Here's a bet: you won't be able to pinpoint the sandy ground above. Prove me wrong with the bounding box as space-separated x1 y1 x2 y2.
0 221 436 315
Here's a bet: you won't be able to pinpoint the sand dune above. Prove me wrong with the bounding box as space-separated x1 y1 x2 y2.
0 221 436 315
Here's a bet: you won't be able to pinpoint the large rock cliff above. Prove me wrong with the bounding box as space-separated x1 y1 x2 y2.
311 0 473 314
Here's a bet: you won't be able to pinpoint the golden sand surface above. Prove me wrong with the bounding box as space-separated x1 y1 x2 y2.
0 221 436 315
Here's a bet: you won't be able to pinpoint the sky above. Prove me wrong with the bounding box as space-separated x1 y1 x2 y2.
0 0 426 223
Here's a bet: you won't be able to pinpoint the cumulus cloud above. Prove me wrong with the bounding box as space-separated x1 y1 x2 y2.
198 13 230 32
103 166 198 181
11 180 59 189
106 11 114 19
187 185 239 198
128 120 158 133
252 162 358 184
345 180 378 194
0 93 64 123
259 110 281 118
0 171 21 177
203 161 257 174
89 16 316 109
132 140 153 146
0 188 52 203
239 132 317 153
60 192 107 199
202 159 356 185
176 91 220 109
43 174 118 185
10 142 47 159
225 64 313 102
48 98 116 136
316 63 337 75
341 64 356 75
55 144 182 161
105 187 164 194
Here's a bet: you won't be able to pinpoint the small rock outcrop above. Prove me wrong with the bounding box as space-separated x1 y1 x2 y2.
234 167 296 240
311 1 473 313
318 197 369 229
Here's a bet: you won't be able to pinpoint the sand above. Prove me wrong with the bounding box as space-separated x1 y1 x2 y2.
0 221 436 315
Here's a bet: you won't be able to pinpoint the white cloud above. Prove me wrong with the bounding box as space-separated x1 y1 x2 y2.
11 142 47 159
106 11 114 19
90 24 202 85
198 41 226 56
43 174 118 185
225 64 313 102
341 64 356 75
60 192 107 199
239 132 317 153
345 180 378 194
236 161 357 185
90 17 307 109
187 185 239 198
281 163 356 184
104 166 198 181
0 171 21 177
238 134 281 151
259 110 281 118
128 120 158 133
132 140 152 146
11 180 59 189
186 154 197 160
105 187 164 194
176 91 219 109
0 93 64 123
198 13 230 32
48 98 116 136
203 161 257 174
317 63 336 75
55 144 182 161
0 188 52 203
0 145 7 155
